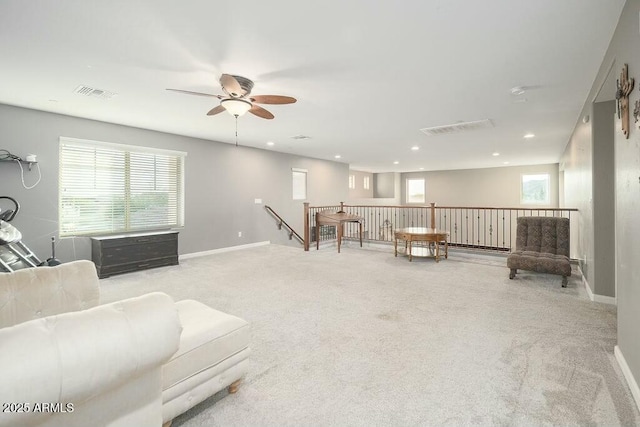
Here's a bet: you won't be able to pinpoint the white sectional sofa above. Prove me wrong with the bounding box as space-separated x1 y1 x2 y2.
0 292 181 427
0 261 250 427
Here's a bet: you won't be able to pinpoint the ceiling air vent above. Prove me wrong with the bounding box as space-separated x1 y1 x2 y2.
290 134 311 140
74 85 117 100
420 119 493 136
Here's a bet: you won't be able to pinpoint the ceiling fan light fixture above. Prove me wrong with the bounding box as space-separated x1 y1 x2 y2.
221 98 252 117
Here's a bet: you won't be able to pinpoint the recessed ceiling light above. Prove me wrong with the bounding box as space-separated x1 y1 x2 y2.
510 86 526 95
334 155 341 159
411 146 420 151
419 167 425 170
503 161 510 165
266 141 275 146
524 133 535 139
492 152 500 156
393 161 399 165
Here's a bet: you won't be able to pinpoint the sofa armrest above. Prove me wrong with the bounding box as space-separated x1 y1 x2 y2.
0 292 182 427
0 260 100 328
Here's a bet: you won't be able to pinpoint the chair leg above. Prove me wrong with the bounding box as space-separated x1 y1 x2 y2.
509 268 516 279
562 276 568 288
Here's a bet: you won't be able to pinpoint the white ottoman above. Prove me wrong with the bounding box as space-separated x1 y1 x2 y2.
162 300 250 425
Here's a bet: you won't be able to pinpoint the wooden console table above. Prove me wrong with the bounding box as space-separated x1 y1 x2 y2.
315 211 364 253
394 227 449 262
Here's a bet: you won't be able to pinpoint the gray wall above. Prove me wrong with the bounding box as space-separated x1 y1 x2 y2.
562 0 639 403
592 101 616 298
373 172 396 198
348 169 374 199
0 104 348 261
562 117 593 285
349 172 401 206
562 102 617 299
400 164 560 207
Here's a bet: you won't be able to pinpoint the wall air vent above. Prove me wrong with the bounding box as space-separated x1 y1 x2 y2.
74 85 117 100
420 119 493 136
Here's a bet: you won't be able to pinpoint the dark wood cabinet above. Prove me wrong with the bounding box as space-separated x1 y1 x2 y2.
91 231 178 278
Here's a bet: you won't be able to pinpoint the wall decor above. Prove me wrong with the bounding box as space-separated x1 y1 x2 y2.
634 99 640 127
617 64 634 138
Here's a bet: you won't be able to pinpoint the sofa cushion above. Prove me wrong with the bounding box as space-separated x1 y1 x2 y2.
515 217 570 256
0 260 100 328
0 292 181 427
162 300 250 391
507 250 572 276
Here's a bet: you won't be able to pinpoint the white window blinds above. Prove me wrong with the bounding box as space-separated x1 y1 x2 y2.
59 137 186 237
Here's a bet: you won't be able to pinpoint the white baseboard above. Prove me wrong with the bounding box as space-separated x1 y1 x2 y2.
179 241 270 260
578 266 596 302
578 266 616 305
593 293 616 305
615 345 640 413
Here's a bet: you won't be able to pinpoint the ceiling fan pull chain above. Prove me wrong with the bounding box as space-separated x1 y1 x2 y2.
235 115 239 147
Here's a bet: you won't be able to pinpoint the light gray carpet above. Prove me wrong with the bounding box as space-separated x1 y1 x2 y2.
100 243 640 426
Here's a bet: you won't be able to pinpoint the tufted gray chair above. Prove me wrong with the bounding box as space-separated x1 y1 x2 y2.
507 216 572 287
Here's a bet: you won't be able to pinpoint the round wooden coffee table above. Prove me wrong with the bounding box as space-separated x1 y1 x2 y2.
394 227 449 262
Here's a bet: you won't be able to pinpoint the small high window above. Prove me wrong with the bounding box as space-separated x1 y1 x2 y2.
406 178 425 204
348 174 355 189
521 173 550 204
292 168 307 200
363 176 370 190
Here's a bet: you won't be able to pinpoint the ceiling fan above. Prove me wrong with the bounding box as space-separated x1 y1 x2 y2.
166 74 296 120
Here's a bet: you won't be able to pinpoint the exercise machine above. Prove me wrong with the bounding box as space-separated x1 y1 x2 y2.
0 196 60 272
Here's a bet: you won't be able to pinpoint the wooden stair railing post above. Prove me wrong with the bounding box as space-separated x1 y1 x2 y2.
430 202 436 229
304 202 310 251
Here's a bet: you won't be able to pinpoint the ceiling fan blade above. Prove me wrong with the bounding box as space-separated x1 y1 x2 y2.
249 104 274 120
220 74 244 97
166 88 222 98
250 95 297 105
207 105 226 116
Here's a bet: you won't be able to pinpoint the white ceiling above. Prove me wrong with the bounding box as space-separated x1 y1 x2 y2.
0 0 625 173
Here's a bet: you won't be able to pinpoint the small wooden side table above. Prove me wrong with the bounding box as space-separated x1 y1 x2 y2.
394 227 449 262
315 211 364 253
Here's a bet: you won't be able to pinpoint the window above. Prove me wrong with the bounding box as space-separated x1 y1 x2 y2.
406 178 425 203
292 168 307 200
521 173 550 204
348 174 355 189
363 176 370 190
59 137 186 237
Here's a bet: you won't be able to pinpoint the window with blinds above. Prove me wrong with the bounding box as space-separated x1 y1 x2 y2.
59 137 186 237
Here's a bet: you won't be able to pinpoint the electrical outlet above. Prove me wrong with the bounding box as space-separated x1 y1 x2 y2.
238 231 242 237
